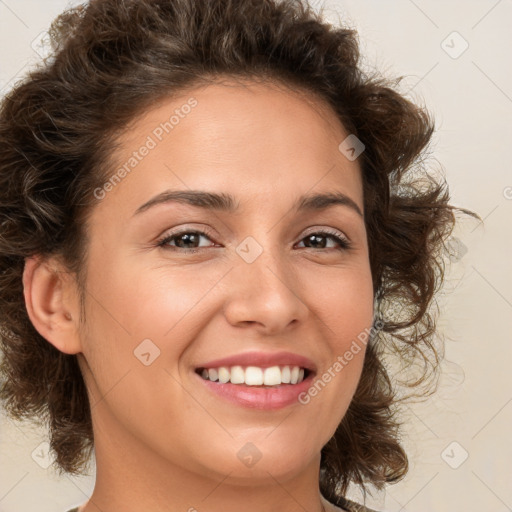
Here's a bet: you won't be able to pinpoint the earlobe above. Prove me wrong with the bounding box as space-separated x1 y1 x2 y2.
22 255 82 355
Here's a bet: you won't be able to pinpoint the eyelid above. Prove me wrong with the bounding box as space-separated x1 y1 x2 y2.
156 225 218 247
301 226 349 242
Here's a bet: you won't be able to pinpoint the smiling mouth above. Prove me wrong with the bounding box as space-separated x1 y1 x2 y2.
195 365 312 387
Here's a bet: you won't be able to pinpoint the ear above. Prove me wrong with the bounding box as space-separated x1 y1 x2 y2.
22 255 83 355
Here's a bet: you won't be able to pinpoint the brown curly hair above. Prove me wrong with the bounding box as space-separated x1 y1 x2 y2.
0 0 478 507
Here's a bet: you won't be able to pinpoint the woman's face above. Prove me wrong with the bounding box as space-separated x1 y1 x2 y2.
75 79 374 484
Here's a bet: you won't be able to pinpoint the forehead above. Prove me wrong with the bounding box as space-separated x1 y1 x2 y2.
119 77 349 158
94 78 363 221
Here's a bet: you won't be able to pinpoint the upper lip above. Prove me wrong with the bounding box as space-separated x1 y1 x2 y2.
196 351 317 374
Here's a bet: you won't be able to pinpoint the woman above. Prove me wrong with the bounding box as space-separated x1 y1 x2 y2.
0 0 478 511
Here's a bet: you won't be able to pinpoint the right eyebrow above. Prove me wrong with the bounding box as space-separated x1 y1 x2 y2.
132 190 239 217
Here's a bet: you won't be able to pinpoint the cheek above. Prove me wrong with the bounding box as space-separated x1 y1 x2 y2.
106 259 224 339
307 261 374 340
77 257 223 409
83 252 215 351
297 263 373 424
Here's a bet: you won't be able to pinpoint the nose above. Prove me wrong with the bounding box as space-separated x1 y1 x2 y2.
222 247 310 335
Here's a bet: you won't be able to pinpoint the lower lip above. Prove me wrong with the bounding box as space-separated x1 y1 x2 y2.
194 371 315 410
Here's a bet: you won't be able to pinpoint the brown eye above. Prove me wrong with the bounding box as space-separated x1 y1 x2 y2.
157 230 216 252
297 231 351 251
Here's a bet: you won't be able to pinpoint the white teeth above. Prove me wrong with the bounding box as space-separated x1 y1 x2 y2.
218 367 230 383
281 366 291 383
290 366 300 384
199 365 307 386
245 366 263 385
230 365 245 384
263 366 281 386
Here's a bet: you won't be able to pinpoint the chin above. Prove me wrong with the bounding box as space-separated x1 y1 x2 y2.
195 438 318 484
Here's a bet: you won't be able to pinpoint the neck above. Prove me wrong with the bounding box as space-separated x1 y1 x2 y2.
80 411 335 512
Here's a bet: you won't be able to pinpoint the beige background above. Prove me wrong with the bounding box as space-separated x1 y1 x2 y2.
1 0 511 511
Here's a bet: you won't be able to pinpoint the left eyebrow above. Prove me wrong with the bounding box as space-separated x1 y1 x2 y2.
296 191 363 217
132 189 363 218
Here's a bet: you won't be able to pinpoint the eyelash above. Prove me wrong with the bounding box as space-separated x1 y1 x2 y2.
156 228 352 254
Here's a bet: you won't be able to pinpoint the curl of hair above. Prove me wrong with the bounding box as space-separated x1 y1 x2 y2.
0 0 479 506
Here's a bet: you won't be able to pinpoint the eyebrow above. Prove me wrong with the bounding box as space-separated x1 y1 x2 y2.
132 189 363 218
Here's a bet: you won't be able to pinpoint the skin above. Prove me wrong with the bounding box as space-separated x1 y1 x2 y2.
23 78 374 512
